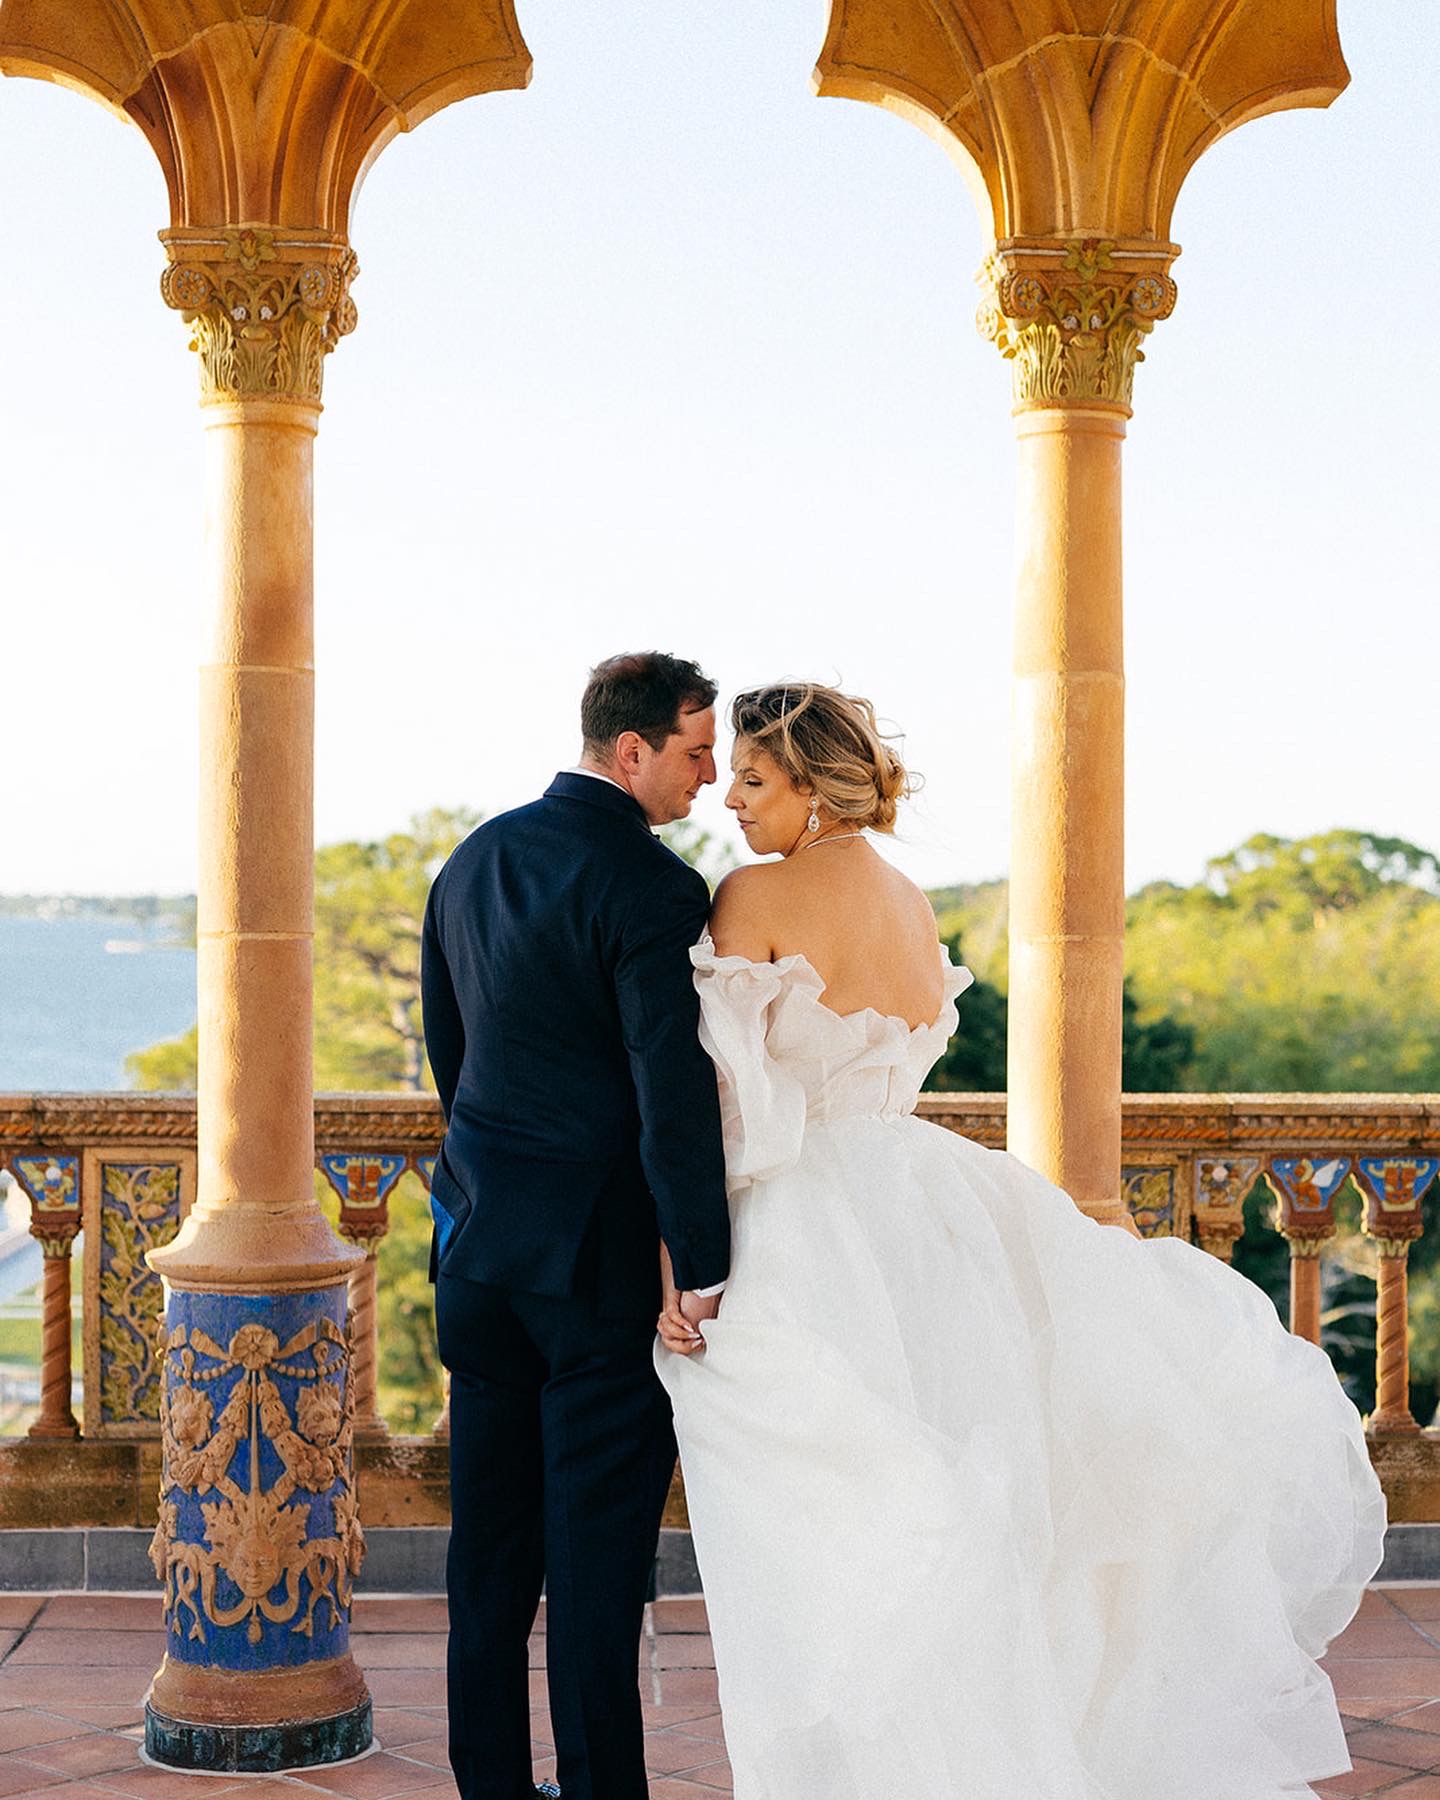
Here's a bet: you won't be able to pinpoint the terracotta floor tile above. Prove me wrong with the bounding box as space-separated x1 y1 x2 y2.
1334 1623 1440 1660
288 1751 448 1798
645 1735 720 1776
647 1781 728 1799
1344 1700 1439 1723
651 1601 711 1635
665 1720 729 1749
39 1599 162 1633
34 1706 146 1733
1329 1662 1440 1703
0 1755 70 1794
1373 1780 1440 1800
8 1631 163 1669
359 1671 446 1710
651 1670 718 1704
1396 1704 1440 1739
24 1785 142 1799
20 1732 144 1778
1315 1762 1432 1798
679 1760 733 1791
1341 1726 1440 1773
642 1703 723 1729
1387 1594 1440 1624
370 1710 447 1752
0 1602 44 1633
656 1640 716 1671
350 1636 446 1672
350 1601 449 1636
176 1782 323 1797
95 1763 267 1796
0 1711 83 1753
366 1785 456 1800
387 1739 447 1773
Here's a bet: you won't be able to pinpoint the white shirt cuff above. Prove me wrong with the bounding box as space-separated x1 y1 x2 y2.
691 1280 727 1298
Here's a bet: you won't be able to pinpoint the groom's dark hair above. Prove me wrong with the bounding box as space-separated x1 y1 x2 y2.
581 652 718 754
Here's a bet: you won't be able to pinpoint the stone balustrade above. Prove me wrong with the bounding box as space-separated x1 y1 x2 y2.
3 1091 1439 1525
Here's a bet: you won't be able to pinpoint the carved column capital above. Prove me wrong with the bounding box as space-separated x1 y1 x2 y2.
160 227 359 408
976 238 1178 414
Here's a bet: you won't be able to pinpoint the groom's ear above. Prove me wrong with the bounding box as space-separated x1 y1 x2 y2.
613 729 646 773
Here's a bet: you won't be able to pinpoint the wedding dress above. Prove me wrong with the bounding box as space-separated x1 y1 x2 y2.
657 936 1386 1800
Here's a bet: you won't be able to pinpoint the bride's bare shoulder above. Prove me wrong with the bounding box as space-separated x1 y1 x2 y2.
709 864 786 960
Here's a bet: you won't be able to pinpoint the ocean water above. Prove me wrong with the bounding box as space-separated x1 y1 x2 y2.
0 917 197 1091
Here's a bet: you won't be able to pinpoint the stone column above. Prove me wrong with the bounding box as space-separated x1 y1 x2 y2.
978 241 1176 1230
145 227 370 1774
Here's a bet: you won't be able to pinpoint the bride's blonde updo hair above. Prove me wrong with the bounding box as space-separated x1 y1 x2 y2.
730 682 915 834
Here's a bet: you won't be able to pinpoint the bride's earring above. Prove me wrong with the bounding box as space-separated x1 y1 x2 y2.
807 799 820 834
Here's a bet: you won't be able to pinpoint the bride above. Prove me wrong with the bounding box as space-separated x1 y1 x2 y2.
655 681 1386 1800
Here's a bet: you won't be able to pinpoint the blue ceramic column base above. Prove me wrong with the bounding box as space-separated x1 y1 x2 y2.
146 1692 372 1773
146 1284 373 1769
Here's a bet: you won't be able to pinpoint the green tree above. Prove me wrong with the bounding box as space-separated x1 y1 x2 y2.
311 807 480 1091
1126 829 1440 1091
926 934 1197 1093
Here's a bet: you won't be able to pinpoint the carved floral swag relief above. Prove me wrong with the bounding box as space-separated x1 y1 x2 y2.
150 1315 366 1646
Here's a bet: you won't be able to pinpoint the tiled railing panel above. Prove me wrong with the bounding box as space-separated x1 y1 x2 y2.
3 1093 1439 1519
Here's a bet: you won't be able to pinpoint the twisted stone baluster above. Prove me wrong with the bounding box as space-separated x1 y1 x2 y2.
1371 1241 1419 1433
342 1240 388 1442
29 1239 80 1439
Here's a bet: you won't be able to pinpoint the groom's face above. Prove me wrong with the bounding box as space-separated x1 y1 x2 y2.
629 703 718 826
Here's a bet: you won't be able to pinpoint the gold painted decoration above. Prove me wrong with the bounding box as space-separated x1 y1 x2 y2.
152 1313 365 1648
97 1164 182 1427
977 240 1178 413
1121 1163 1177 1237
80 1152 194 1436
161 228 359 406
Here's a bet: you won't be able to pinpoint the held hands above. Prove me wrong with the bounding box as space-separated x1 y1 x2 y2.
658 1243 721 1355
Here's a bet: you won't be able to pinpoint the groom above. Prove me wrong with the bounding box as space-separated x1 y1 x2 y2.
421 651 732 1800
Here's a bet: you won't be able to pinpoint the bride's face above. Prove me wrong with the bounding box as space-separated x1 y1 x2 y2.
725 739 813 857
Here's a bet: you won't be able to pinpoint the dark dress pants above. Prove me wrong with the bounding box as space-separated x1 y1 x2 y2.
436 1270 676 1800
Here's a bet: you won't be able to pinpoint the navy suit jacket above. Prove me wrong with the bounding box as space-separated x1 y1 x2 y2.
420 773 731 1312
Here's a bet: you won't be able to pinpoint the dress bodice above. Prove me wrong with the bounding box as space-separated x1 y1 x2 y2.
690 933 973 1191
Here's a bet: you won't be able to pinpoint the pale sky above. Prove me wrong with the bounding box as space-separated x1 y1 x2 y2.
1 2 1435 897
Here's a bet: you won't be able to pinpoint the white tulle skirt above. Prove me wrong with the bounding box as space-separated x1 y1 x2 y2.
658 1116 1386 1800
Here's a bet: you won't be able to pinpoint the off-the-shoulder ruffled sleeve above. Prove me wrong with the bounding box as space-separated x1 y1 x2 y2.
690 934 811 1192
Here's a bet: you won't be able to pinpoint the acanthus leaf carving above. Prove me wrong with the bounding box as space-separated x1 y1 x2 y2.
977 238 1178 413
161 227 359 407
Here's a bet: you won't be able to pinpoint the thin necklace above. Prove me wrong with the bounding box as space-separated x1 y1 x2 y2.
797 832 865 854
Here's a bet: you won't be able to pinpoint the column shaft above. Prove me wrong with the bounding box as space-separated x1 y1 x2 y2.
347 1252 388 1441
1373 1253 1419 1433
1289 1250 1323 1346
28 1248 78 1439
153 399 356 1291
1006 407 1129 1228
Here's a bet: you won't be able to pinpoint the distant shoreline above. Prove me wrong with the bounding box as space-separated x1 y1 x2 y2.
0 894 196 938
